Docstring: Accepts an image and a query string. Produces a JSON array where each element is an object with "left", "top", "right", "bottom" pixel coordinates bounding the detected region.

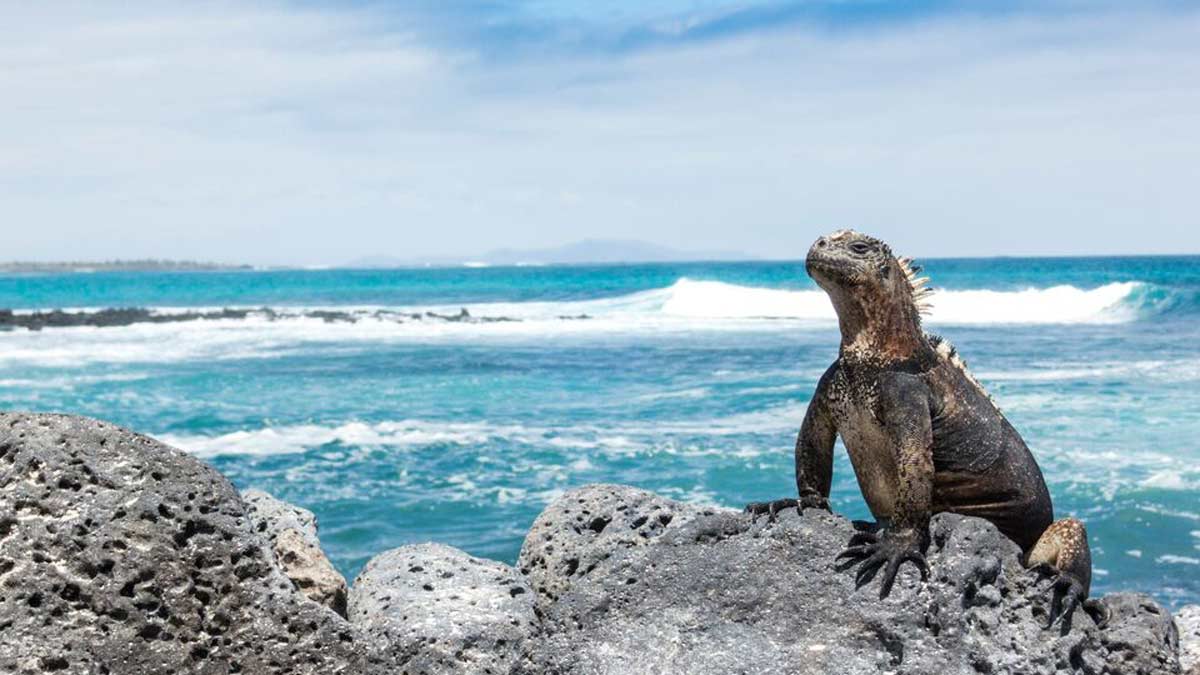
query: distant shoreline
[{"left": 0, "top": 260, "right": 252, "bottom": 274}]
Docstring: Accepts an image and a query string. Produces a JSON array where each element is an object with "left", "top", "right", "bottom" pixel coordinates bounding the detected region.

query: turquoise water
[{"left": 1, "top": 257, "right": 1198, "bottom": 607}]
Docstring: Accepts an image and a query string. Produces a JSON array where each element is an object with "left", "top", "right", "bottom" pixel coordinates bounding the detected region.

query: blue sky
[{"left": 2, "top": 1, "right": 1198, "bottom": 264}]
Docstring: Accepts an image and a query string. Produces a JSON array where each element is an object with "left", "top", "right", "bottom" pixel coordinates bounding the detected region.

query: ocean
[{"left": 1, "top": 256, "right": 1198, "bottom": 608}]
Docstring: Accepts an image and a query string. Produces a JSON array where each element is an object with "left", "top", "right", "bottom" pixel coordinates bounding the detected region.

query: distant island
[
  {"left": 0, "top": 260, "right": 251, "bottom": 274},
  {"left": 344, "top": 239, "right": 757, "bottom": 268}
]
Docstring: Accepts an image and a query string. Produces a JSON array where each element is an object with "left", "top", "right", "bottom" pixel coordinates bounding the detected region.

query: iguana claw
[
  {"left": 1031, "top": 563, "right": 1108, "bottom": 632},
  {"left": 1043, "top": 572, "right": 1109, "bottom": 632},
  {"left": 1045, "top": 574, "right": 1084, "bottom": 631},
  {"left": 1084, "top": 598, "right": 1110, "bottom": 629},
  {"left": 745, "top": 493, "right": 830, "bottom": 523},
  {"left": 836, "top": 528, "right": 930, "bottom": 599}
]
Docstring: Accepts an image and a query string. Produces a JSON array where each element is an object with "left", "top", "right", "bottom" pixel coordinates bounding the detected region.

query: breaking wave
[
  {"left": 650, "top": 278, "right": 1150, "bottom": 324},
  {"left": 0, "top": 278, "right": 1185, "bottom": 368},
  {"left": 0, "top": 278, "right": 1168, "bottom": 329}
]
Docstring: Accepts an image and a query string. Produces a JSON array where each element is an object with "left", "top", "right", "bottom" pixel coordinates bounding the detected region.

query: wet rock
[
  {"left": 243, "top": 488, "right": 348, "bottom": 617},
  {"left": 349, "top": 542, "right": 536, "bottom": 675},
  {"left": 517, "top": 486, "right": 1183, "bottom": 675},
  {"left": 1178, "top": 605, "right": 1200, "bottom": 675},
  {"left": 0, "top": 307, "right": 259, "bottom": 331},
  {"left": 517, "top": 483, "right": 724, "bottom": 611},
  {"left": 0, "top": 413, "right": 363, "bottom": 674}
]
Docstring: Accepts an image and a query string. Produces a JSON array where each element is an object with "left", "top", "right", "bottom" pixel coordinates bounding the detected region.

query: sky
[{"left": 1, "top": 1, "right": 1198, "bottom": 265}]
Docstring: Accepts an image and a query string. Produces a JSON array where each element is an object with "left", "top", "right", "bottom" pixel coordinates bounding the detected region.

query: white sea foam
[
  {"left": 0, "top": 372, "right": 150, "bottom": 388},
  {"left": 656, "top": 279, "right": 833, "bottom": 319},
  {"left": 0, "top": 279, "right": 1150, "bottom": 368},
  {"left": 471, "top": 277, "right": 1140, "bottom": 324},
  {"left": 155, "top": 402, "right": 806, "bottom": 458},
  {"left": 975, "top": 441, "right": 1193, "bottom": 496},
  {"left": 923, "top": 282, "right": 1141, "bottom": 325},
  {"left": 155, "top": 391, "right": 1199, "bottom": 500},
  {"left": 157, "top": 420, "right": 528, "bottom": 457},
  {"left": 6, "top": 277, "right": 1146, "bottom": 325},
  {"left": 1156, "top": 555, "right": 1200, "bottom": 565},
  {"left": 1138, "top": 505, "right": 1200, "bottom": 522},
  {"left": 977, "top": 359, "right": 1200, "bottom": 384},
  {"left": 634, "top": 387, "right": 711, "bottom": 402},
  {"left": 653, "top": 278, "right": 1142, "bottom": 325},
  {"left": 1142, "top": 470, "right": 1200, "bottom": 491}
]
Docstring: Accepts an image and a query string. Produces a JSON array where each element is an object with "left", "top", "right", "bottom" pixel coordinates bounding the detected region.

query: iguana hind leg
[{"left": 1026, "top": 517, "right": 1108, "bottom": 630}]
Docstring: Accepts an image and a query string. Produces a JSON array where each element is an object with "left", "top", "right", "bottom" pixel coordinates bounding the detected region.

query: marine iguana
[{"left": 746, "top": 229, "right": 1106, "bottom": 629}]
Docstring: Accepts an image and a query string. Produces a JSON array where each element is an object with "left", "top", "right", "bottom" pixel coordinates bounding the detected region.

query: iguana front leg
[
  {"left": 747, "top": 366, "right": 837, "bottom": 521},
  {"left": 837, "top": 375, "right": 933, "bottom": 598}
]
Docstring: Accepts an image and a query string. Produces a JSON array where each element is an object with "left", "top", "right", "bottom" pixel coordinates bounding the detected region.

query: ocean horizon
[{"left": 2, "top": 254, "right": 1198, "bottom": 609}]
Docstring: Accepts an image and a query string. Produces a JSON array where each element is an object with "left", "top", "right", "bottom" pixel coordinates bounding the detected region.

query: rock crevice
[{"left": 243, "top": 488, "right": 349, "bottom": 617}]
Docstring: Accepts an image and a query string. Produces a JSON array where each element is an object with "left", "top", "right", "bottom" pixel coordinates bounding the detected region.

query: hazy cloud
[{"left": 1, "top": 2, "right": 1197, "bottom": 263}]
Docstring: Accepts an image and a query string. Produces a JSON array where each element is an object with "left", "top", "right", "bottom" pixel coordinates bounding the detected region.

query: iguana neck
[{"left": 832, "top": 293, "right": 931, "bottom": 364}]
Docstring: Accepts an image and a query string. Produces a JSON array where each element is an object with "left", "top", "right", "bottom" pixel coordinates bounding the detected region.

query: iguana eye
[{"left": 849, "top": 241, "right": 871, "bottom": 255}]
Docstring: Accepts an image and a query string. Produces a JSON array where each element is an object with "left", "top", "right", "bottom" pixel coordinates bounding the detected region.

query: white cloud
[{"left": 1, "top": 3, "right": 1198, "bottom": 263}]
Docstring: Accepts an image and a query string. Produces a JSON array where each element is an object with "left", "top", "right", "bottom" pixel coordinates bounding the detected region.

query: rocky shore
[
  {"left": 0, "top": 306, "right": 599, "bottom": 332},
  {"left": 0, "top": 306, "right": 533, "bottom": 331},
  {"left": 0, "top": 412, "right": 1195, "bottom": 674}
]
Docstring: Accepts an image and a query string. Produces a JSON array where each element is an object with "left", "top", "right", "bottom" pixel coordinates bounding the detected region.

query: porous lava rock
[
  {"left": 350, "top": 542, "right": 536, "bottom": 674},
  {"left": 516, "top": 485, "right": 1183, "bottom": 675},
  {"left": 243, "top": 488, "right": 348, "bottom": 617},
  {"left": 1177, "top": 604, "right": 1200, "bottom": 675},
  {"left": 517, "top": 483, "right": 723, "bottom": 612},
  {"left": 0, "top": 413, "right": 363, "bottom": 674}
]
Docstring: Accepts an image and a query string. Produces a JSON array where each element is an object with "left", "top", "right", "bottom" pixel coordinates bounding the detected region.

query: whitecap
[
  {"left": 1156, "top": 555, "right": 1200, "bottom": 565},
  {"left": 635, "top": 387, "right": 711, "bottom": 402},
  {"left": 1141, "top": 471, "right": 1200, "bottom": 490},
  {"left": 153, "top": 402, "right": 805, "bottom": 459},
  {"left": 158, "top": 420, "right": 523, "bottom": 458},
  {"left": 977, "top": 359, "right": 1200, "bottom": 384}
]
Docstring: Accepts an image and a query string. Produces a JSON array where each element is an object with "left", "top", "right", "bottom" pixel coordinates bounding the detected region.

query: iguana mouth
[{"left": 804, "top": 254, "right": 852, "bottom": 284}]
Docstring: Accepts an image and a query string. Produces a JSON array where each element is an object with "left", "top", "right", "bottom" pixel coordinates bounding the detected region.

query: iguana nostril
[{"left": 815, "top": 238, "right": 828, "bottom": 248}]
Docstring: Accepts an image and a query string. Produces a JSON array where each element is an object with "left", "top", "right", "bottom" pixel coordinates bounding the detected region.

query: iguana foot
[
  {"left": 745, "top": 493, "right": 830, "bottom": 523},
  {"left": 836, "top": 528, "right": 930, "bottom": 599},
  {"left": 1083, "top": 598, "right": 1110, "bottom": 628},
  {"left": 744, "top": 498, "right": 798, "bottom": 523},
  {"left": 1043, "top": 572, "right": 1087, "bottom": 631},
  {"left": 1039, "top": 570, "right": 1108, "bottom": 631}
]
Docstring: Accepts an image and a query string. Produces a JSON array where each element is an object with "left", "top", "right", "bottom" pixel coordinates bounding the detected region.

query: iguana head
[{"left": 806, "top": 229, "right": 932, "bottom": 360}]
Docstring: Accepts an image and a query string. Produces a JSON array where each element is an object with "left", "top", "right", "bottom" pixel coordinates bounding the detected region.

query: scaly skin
[{"left": 746, "top": 230, "right": 1106, "bottom": 631}]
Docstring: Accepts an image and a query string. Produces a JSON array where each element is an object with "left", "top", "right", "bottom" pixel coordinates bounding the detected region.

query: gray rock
[
  {"left": 518, "top": 486, "right": 1182, "bottom": 675},
  {"left": 243, "top": 488, "right": 348, "bottom": 617},
  {"left": 517, "top": 483, "right": 727, "bottom": 611},
  {"left": 243, "top": 488, "right": 321, "bottom": 542},
  {"left": 350, "top": 542, "right": 536, "bottom": 674},
  {"left": 0, "top": 413, "right": 363, "bottom": 674},
  {"left": 1177, "top": 605, "right": 1200, "bottom": 675}
]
